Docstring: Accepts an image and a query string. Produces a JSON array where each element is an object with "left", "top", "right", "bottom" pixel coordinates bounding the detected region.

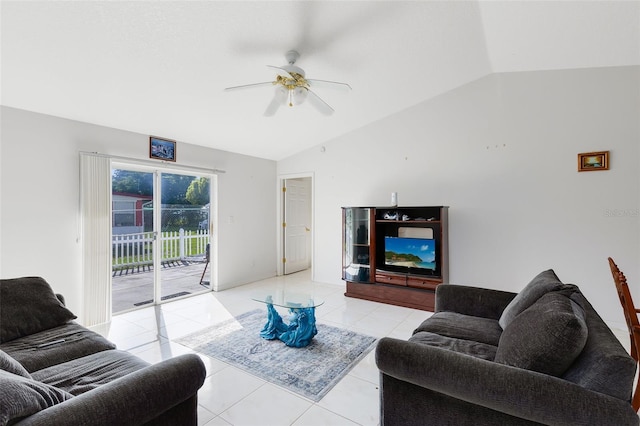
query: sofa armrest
[
  {"left": 16, "top": 354, "right": 206, "bottom": 426},
  {"left": 435, "top": 284, "right": 516, "bottom": 320},
  {"left": 376, "top": 337, "right": 639, "bottom": 426}
]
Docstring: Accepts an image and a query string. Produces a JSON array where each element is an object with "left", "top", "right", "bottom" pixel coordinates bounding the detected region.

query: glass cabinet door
[{"left": 342, "top": 207, "right": 372, "bottom": 283}]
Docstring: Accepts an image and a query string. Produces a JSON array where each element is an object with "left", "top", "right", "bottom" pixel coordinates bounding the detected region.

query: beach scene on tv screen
[{"left": 385, "top": 237, "right": 435, "bottom": 270}]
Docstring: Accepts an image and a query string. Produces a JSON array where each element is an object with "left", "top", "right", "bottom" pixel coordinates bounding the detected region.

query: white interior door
[{"left": 283, "top": 177, "right": 311, "bottom": 274}]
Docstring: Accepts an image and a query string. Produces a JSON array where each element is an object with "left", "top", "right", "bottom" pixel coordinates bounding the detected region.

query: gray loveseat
[
  {"left": 375, "top": 270, "right": 639, "bottom": 425},
  {"left": 0, "top": 276, "right": 207, "bottom": 425}
]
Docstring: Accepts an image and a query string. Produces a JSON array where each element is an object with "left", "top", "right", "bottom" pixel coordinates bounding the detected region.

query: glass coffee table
[{"left": 251, "top": 290, "right": 324, "bottom": 348}]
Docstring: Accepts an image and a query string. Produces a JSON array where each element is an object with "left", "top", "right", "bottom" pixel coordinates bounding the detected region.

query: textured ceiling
[{"left": 2, "top": 1, "right": 639, "bottom": 161}]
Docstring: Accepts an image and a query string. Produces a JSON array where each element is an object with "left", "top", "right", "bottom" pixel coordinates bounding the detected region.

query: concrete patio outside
[{"left": 112, "top": 260, "right": 211, "bottom": 314}]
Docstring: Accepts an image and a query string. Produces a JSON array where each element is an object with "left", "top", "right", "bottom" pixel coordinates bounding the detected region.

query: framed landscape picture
[
  {"left": 578, "top": 151, "right": 608, "bottom": 172},
  {"left": 149, "top": 136, "right": 176, "bottom": 162}
]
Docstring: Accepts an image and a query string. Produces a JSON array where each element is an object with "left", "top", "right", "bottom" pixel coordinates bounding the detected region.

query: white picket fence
[{"left": 112, "top": 229, "right": 209, "bottom": 268}]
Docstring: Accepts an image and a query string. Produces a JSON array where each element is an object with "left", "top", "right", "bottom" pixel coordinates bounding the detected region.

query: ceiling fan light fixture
[
  {"left": 291, "top": 86, "right": 308, "bottom": 106},
  {"left": 275, "top": 85, "right": 288, "bottom": 105}
]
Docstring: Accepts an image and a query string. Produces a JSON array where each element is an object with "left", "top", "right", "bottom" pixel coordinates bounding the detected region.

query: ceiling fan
[{"left": 224, "top": 50, "right": 351, "bottom": 116}]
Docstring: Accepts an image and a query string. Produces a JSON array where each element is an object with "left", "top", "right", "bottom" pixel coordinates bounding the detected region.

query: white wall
[
  {"left": 0, "top": 107, "right": 277, "bottom": 323},
  {"left": 278, "top": 66, "right": 640, "bottom": 327}
]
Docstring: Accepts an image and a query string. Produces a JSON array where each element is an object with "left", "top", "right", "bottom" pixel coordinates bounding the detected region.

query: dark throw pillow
[
  {"left": 0, "top": 350, "right": 31, "bottom": 378},
  {"left": 0, "top": 370, "right": 73, "bottom": 425},
  {"left": 498, "top": 269, "right": 563, "bottom": 329},
  {"left": 495, "top": 289, "right": 588, "bottom": 377},
  {"left": 0, "top": 277, "right": 77, "bottom": 343}
]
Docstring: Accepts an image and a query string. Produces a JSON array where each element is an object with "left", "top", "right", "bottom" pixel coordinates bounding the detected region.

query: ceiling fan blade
[
  {"left": 264, "top": 97, "right": 281, "bottom": 117},
  {"left": 306, "top": 89, "right": 334, "bottom": 116},
  {"left": 263, "top": 88, "right": 288, "bottom": 116},
  {"left": 224, "top": 81, "right": 273, "bottom": 91},
  {"left": 266, "top": 65, "right": 294, "bottom": 79},
  {"left": 307, "top": 79, "right": 352, "bottom": 91}
]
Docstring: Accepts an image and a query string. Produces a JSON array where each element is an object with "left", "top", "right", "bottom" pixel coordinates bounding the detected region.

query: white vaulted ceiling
[{"left": 1, "top": 1, "right": 639, "bottom": 161}]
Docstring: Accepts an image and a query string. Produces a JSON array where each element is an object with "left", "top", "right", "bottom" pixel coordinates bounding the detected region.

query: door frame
[{"left": 277, "top": 172, "right": 314, "bottom": 278}]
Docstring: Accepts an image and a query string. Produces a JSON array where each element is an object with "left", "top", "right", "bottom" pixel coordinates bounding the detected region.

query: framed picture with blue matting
[{"left": 149, "top": 136, "right": 176, "bottom": 162}]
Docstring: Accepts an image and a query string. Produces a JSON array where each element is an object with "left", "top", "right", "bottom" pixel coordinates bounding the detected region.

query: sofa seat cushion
[
  {"left": 0, "top": 349, "right": 31, "bottom": 378},
  {"left": 495, "top": 287, "right": 588, "bottom": 377},
  {"left": 409, "top": 331, "right": 497, "bottom": 361},
  {"left": 0, "top": 369, "right": 73, "bottom": 426},
  {"left": 499, "top": 269, "right": 563, "bottom": 329},
  {"left": 0, "top": 277, "right": 77, "bottom": 343},
  {"left": 414, "top": 312, "right": 503, "bottom": 346},
  {"left": 0, "top": 323, "right": 116, "bottom": 372},
  {"left": 32, "top": 350, "right": 150, "bottom": 396}
]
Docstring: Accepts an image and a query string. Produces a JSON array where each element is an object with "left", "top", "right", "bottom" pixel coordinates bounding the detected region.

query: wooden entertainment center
[{"left": 342, "top": 206, "right": 448, "bottom": 311}]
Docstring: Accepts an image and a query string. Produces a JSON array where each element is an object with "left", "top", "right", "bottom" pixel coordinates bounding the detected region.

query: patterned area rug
[{"left": 176, "top": 309, "right": 377, "bottom": 402}]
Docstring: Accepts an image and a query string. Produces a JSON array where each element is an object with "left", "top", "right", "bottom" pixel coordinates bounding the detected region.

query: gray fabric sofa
[
  {"left": 0, "top": 276, "right": 207, "bottom": 425},
  {"left": 375, "top": 269, "right": 639, "bottom": 425}
]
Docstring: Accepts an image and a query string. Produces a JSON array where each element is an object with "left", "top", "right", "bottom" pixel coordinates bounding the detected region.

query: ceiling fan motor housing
[
  {"left": 281, "top": 50, "right": 306, "bottom": 80},
  {"left": 275, "top": 51, "right": 309, "bottom": 107},
  {"left": 282, "top": 64, "right": 305, "bottom": 77}
]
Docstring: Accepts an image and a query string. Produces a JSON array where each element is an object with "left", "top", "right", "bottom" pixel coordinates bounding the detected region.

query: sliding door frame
[{"left": 81, "top": 150, "right": 222, "bottom": 324}]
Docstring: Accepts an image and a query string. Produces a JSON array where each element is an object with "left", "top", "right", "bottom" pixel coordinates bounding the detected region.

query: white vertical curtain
[{"left": 80, "top": 153, "right": 112, "bottom": 326}]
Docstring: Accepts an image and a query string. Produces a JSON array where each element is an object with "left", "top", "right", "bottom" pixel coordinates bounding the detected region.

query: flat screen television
[{"left": 384, "top": 236, "right": 436, "bottom": 274}]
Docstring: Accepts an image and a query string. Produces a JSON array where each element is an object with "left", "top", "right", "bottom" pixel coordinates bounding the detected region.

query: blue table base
[{"left": 260, "top": 303, "right": 318, "bottom": 348}]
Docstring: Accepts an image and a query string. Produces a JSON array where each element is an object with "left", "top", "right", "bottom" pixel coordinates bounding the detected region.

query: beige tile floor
[
  {"left": 91, "top": 270, "right": 432, "bottom": 426},
  {"left": 92, "top": 270, "right": 631, "bottom": 426}
]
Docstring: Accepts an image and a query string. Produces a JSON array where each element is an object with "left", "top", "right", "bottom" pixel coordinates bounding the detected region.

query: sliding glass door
[
  {"left": 111, "top": 165, "right": 214, "bottom": 314},
  {"left": 158, "top": 173, "right": 211, "bottom": 302}
]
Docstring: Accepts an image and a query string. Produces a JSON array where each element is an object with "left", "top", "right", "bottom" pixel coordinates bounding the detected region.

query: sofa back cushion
[
  {"left": 414, "top": 312, "right": 503, "bottom": 346},
  {"left": 495, "top": 287, "right": 588, "bottom": 377},
  {"left": 0, "top": 277, "right": 77, "bottom": 343},
  {"left": 562, "top": 292, "right": 637, "bottom": 401},
  {"left": 0, "top": 350, "right": 30, "bottom": 379},
  {"left": 409, "top": 331, "right": 498, "bottom": 361},
  {"left": 0, "top": 369, "right": 73, "bottom": 425},
  {"left": 498, "top": 269, "right": 563, "bottom": 329},
  {"left": 0, "top": 323, "right": 117, "bottom": 372}
]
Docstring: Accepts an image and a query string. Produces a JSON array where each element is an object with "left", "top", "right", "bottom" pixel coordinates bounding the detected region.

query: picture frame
[
  {"left": 149, "top": 136, "right": 176, "bottom": 162},
  {"left": 578, "top": 151, "right": 609, "bottom": 172}
]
